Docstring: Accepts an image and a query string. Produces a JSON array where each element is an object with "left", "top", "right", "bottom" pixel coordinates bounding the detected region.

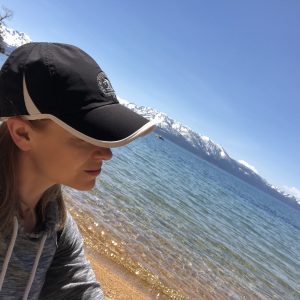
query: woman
[{"left": 0, "top": 42, "right": 156, "bottom": 299}]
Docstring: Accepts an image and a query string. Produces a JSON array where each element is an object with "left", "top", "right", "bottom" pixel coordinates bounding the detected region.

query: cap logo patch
[{"left": 97, "top": 72, "right": 116, "bottom": 99}]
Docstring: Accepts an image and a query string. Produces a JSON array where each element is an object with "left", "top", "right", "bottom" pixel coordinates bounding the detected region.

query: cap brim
[
  {"left": 21, "top": 73, "right": 157, "bottom": 147},
  {"left": 49, "top": 103, "right": 157, "bottom": 148}
]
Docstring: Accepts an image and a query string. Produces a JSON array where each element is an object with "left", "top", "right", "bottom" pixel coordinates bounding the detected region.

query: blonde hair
[{"left": 0, "top": 120, "right": 66, "bottom": 233}]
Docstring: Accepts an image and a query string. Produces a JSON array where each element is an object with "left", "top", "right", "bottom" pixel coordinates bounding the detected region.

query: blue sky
[{"left": 2, "top": 0, "right": 299, "bottom": 195}]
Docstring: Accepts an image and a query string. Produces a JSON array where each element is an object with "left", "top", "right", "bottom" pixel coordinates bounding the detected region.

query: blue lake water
[{"left": 66, "top": 133, "right": 300, "bottom": 299}]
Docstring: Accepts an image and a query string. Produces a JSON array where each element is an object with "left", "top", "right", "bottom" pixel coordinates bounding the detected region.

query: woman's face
[{"left": 28, "top": 120, "right": 113, "bottom": 191}]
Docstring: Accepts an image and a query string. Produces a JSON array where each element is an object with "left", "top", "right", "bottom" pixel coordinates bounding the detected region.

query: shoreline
[
  {"left": 67, "top": 198, "right": 190, "bottom": 300},
  {"left": 85, "top": 247, "right": 159, "bottom": 300}
]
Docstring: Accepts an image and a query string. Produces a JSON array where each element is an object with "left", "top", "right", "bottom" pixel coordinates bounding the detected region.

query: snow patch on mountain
[
  {"left": 1, "top": 25, "right": 31, "bottom": 55},
  {"left": 280, "top": 186, "right": 300, "bottom": 204},
  {"left": 238, "top": 160, "right": 259, "bottom": 174}
]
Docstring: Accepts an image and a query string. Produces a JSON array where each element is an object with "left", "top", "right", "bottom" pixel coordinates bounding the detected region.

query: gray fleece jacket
[{"left": 0, "top": 201, "right": 105, "bottom": 299}]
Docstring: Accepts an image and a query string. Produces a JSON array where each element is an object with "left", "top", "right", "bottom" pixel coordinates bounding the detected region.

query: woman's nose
[{"left": 94, "top": 147, "right": 113, "bottom": 161}]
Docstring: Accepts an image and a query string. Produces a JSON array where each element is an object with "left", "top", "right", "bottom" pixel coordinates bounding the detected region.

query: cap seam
[
  {"left": 44, "top": 43, "right": 57, "bottom": 78},
  {"left": 23, "top": 43, "right": 37, "bottom": 74},
  {"left": 1, "top": 43, "right": 35, "bottom": 74}
]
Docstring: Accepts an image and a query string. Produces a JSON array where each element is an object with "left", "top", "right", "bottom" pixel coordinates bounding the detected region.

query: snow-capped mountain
[
  {"left": 121, "top": 99, "right": 231, "bottom": 160},
  {"left": 0, "top": 25, "right": 31, "bottom": 55},
  {"left": 0, "top": 25, "right": 31, "bottom": 66},
  {"left": 1, "top": 26, "right": 298, "bottom": 208},
  {"left": 119, "top": 99, "right": 299, "bottom": 209}
]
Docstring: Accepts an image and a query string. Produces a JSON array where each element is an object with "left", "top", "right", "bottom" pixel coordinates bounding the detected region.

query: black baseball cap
[{"left": 0, "top": 42, "right": 157, "bottom": 147}]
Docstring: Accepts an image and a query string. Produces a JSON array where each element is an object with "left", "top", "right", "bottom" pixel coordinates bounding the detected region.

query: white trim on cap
[
  {"left": 23, "top": 76, "right": 41, "bottom": 115},
  {"left": 21, "top": 75, "right": 158, "bottom": 148},
  {"left": 21, "top": 113, "right": 157, "bottom": 148}
]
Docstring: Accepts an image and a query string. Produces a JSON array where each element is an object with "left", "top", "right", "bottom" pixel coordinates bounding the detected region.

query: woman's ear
[{"left": 6, "top": 118, "right": 32, "bottom": 151}]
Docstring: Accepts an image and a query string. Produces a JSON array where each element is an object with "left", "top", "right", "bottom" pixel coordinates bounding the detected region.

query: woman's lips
[{"left": 85, "top": 169, "right": 101, "bottom": 176}]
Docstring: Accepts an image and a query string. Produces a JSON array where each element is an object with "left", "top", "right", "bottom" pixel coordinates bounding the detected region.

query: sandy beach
[
  {"left": 67, "top": 205, "right": 163, "bottom": 300},
  {"left": 86, "top": 249, "right": 154, "bottom": 300}
]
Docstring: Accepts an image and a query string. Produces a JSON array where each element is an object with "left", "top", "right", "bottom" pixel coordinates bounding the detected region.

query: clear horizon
[{"left": 1, "top": 0, "right": 299, "bottom": 198}]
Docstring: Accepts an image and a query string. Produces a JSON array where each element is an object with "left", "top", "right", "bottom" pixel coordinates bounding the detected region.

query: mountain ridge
[{"left": 119, "top": 99, "right": 299, "bottom": 209}]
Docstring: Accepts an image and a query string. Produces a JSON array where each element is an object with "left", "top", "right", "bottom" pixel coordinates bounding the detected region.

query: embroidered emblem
[{"left": 97, "top": 72, "right": 116, "bottom": 99}]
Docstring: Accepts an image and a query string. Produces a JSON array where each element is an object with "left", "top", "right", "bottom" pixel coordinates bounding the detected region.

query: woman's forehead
[
  {"left": 41, "top": 120, "right": 74, "bottom": 139},
  {"left": 45, "top": 121, "right": 92, "bottom": 144}
]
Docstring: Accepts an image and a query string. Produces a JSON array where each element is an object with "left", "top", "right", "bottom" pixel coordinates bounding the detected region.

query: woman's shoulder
[{"left": 56, "top": 212, "right": 83, "bottom": 248}]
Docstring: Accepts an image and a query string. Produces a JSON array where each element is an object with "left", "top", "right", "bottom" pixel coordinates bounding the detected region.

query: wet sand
[{"left": 86, "top": 249, "right": 154, "bottom": 300}]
